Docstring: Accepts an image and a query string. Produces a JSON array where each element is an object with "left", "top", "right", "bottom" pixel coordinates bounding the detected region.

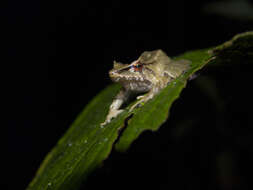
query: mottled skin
[{"left": 101, "top": 49, "right": 190, "bottom": 125}]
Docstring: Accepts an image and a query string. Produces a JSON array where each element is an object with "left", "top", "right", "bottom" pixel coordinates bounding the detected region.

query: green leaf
[
  {"left": 115, "top": 49, "right": 211, "bottom": 151},
  {"left": 208, "top": 31, "right": 253, "bottom": 66},
  {"left": 27, "top": 31, "right": 253, "bottom": 190}
]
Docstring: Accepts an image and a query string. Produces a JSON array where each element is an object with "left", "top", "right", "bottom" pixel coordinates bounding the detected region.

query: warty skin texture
[{"left": 101, "top": 50, "right": 190, "bottom": 126}]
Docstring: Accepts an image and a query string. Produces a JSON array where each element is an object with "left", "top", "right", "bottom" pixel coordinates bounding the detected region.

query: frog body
[{"left": 101, "top": 50, "right": 190, "bottom": 125}]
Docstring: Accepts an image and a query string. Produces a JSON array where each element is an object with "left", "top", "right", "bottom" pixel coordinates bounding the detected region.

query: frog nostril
[{"left": 109, "top": 71, "right": 115, "bottom": 76}]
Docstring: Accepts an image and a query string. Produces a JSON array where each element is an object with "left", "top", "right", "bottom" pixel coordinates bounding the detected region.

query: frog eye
[{"left": 131, "top": 64, "right": 143, "bottom": 72}]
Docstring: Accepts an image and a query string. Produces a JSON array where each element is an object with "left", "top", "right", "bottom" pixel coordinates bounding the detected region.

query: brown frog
[{"left": 101, "top": 49, "right": 190, "bottom": 126}]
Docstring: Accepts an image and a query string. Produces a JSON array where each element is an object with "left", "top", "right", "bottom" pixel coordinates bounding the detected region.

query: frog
[{"left": 101, "top": 49, "right": 191, "bottom": 126}]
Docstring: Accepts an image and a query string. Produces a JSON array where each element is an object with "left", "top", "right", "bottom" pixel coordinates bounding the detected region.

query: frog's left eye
[{"left": 131, "top": 64, "right": 143, "bottom": 72}]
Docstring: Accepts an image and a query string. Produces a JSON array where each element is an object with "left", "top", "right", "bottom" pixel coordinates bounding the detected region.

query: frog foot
[
  {"left": 101, "top": 109, "right": 124, "bottom": 126},
  {"left": 129, "top": 99, "right": 145, "bottom": 112},
  {"left": 129, "top": 92, "right": 156, "bottom": 112}
]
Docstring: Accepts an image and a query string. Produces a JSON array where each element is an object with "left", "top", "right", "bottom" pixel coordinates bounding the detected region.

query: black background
[{"left": 4, "top": 0, "right": 253, "bottom": 189}]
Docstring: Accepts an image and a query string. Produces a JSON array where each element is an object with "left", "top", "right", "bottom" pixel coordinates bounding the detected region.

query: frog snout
[{"left": 109, "top": 70, "right": 116, "bottom": 77}]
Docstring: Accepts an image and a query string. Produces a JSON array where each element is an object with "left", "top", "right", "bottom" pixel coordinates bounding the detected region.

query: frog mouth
[{"left": 111, "top": 74, "right": 146, "bottom": 83}]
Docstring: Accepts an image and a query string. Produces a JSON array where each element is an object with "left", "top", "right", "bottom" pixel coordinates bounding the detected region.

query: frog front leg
[
  {"left": 129, "top": 86, "right": 160, "bottom": 112},
  {"left": 101, "top": 88, "right": 130, "bottom": 126}
]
